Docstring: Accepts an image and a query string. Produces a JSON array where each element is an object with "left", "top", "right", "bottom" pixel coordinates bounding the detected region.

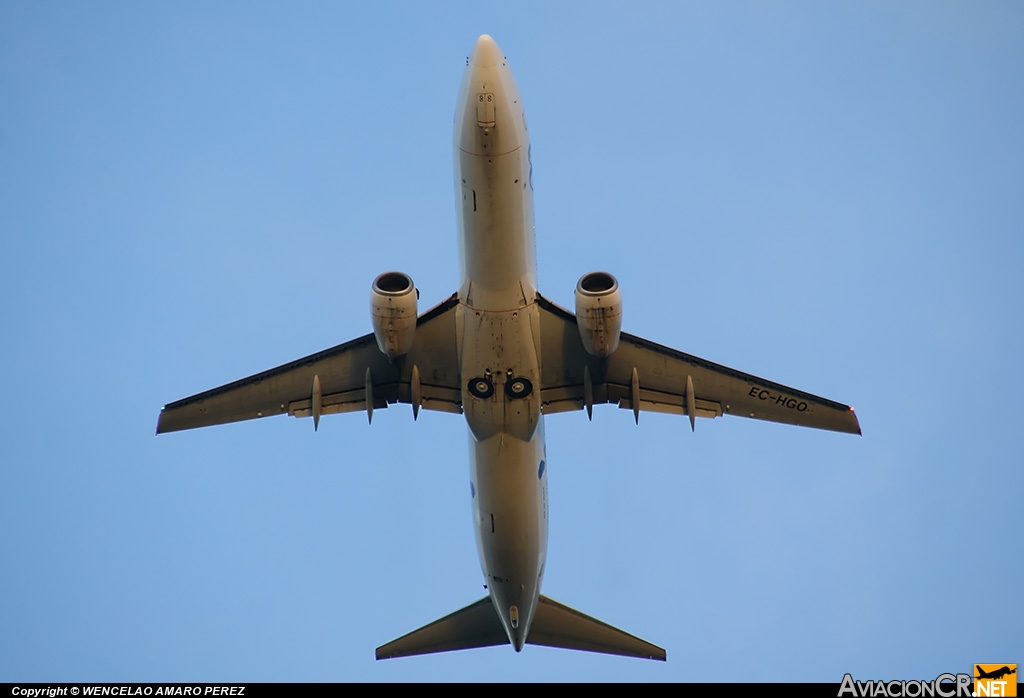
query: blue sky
[{"left": 2, "top": 2, "right": 1021, "bottom": 683}]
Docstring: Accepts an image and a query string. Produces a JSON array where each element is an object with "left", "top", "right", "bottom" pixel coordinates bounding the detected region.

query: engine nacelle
[
  {"left": 574, "top": 271, "right": 622, "bottom": 357},
  {"left": 371, "top": 271, "right": 418, "bottom": 358}
]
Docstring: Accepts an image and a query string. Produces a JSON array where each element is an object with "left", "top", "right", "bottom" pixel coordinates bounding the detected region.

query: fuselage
[{"left": 453, "top": 35, "right": 546, "bottom": 651}]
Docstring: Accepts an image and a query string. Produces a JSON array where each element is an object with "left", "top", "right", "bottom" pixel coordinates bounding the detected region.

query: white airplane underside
[{"left": 157, "top": 35, "right": 860, "bottom": 663}]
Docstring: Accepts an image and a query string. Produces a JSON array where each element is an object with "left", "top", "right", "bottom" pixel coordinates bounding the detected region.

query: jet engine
[
  {"left": 371, "top": 271, "right": 418, "bottom": 358},
  {"left": 574, "top": 271, "right": 622, "bottom": 357}
]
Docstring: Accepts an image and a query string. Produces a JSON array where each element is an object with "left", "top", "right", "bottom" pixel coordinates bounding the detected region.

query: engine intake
[
  {"left": 371, "top": 271, "right": 418, "bottom": 358},
  {"left": 575, "top": 271, "right": 622, "bottom": 357}
]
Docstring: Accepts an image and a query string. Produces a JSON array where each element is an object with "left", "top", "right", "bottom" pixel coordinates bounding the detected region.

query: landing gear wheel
[
  {"left": 468, "top": 377, "right": 495, "bottom": 399},
  {"left": 505, "top": 377, "right": 533, "bottom": 399}
]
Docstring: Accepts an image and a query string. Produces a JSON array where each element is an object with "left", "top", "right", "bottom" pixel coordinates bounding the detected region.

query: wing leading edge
[
  {"left": 156, "top": 294, "right": 462, "bottom": 434},
  {"left": 536, "top": 294, "right": 861, "bottom": 435}
]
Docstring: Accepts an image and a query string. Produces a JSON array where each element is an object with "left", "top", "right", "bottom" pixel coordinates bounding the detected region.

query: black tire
[
  {"left": 467, "top": 377, "right": 495, "bottom": 399},
  {"left": 505, "top": 376, "right": 533, "bottom": 399}
]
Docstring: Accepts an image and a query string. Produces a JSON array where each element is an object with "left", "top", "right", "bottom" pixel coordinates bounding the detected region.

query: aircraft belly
[
  {"left": 469, "top": 424, "right": 548, "bottom": 645},
  {"left": 453, "top": 35, "right": 535, "bottom": 313},
  {"left": 453, "top": 33, "right": 548, "bottom": 651},
  {"left": 459, "top": 303, "right": 542, "bottom": 443},
  {"left": 457, "top": 147, "right": 536, "bottom": 310}
]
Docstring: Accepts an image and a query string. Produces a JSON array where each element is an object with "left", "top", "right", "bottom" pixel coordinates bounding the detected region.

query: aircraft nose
[{"left": 470, "top": 34, "right": 503, "bottom": 68}]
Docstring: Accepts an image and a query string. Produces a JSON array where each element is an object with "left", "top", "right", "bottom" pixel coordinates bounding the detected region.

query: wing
[
  {"left": 536, "top": 294, "right": 860, "bottom": 435},
  {"left": 156, "top": 294, "right": 462, "bottom": 434}
]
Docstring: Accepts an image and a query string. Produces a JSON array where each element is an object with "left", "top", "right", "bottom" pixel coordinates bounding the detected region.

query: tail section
[
  {"left": 375, "top": 594, "right": 665, "bottom": 661},
  {"left": 375, "top": 596, "right": 506, "bottom": 660},
  {"left": 527, "top": 595, "right": 666, "bottom": 661}
]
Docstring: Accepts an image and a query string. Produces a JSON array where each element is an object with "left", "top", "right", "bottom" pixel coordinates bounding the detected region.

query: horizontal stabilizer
[
  {"left": 375, "top": 596, "right": 507, "bottom": 660},
  {"left": 526, "top": 595, "right": 666, "bottom": 661}
]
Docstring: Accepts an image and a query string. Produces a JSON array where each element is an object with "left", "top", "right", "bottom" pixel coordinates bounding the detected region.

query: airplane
[
  {"left": 156, "top": 34, "right": 861, "bottom": 662},
  {"left": 976, "top": 666, "right": 1017, "bottom": 681}
]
